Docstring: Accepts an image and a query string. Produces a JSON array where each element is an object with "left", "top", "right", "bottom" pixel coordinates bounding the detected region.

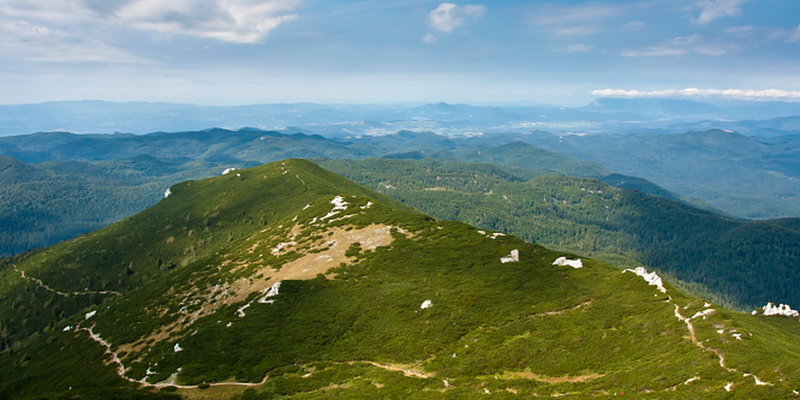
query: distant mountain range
[
  {"left": 5, "top": 124, "right": 797, "bottom": 218},
  {"left": 1, "top": 98, "right": 798, "bottom": 137}
]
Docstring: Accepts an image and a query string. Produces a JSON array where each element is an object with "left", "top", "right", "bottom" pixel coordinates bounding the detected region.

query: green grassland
[{"left": 1, "top": 159, "right": 799, "bottom": 399}]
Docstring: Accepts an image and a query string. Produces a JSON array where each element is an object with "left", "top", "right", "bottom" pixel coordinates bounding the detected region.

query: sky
[{"left": 0, "top": 0, "right": 799, "bottom": 106}]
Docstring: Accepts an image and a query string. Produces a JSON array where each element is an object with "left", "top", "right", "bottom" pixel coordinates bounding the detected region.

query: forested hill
[
  {"left": 322, "top": 158, "right": 800, "bottom": 309},
  {"left": 0, "top": 155, "right": 225, "bottom": 256},
  {"left": 2, "top": 159, "right": 800, "bottom": 399},
  {"left": 0, "top": 129, "right": 646, "bottom": 256}
]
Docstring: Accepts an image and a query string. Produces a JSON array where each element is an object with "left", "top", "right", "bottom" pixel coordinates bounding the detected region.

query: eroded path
[
  {"left": 79, "top": 326, "right": 270, "bottom": 389},
  {"left": 14, "top": 265, "right": 122, "bottom": 297},
  {"left": 668, "top": 298, "right": 772, "bottom": 388}
]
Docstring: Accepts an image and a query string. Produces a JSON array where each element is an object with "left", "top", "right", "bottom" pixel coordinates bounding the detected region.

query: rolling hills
[
  {"left": 1, "top": 159, "right": 799, "bottom": 399},
  {"left": 0, "top": 129, "right": 638, "bottom": 256},
  {"left": 530, "top": 129, "right": 800, "bottom": 218}
]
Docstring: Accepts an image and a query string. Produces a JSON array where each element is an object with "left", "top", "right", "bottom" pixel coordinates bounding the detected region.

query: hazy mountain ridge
[
  {"left": 528, "top": 129, "right": 800, "bottom": 218},
  {"left": 1, "top": 99, "right": 797, "bottom": 138}
]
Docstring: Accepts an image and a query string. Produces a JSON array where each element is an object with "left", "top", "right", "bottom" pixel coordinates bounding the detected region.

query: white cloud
[
  {"left": 723, "top": 24, "right": 800, "bottom": 45},
  {"left": 0, "top": 0, "right": 302, "bottom": 44},
  {"left": 590, "top": 88, "right": 800, "bottom": 101},
  {"left": 550, "top": 25, "right": 602, "bottom": 36},
  {"left": 422, "top": 33, "right": 438, "bottom": 44},
  {"left": 115, "top": 0, "right": 301, "bottom": 43},
  {"left": 0, "top": 19, "right": 149, "bottom": 63},
  {"left": 787, "top": 25, "right": 800, "bottom": 43},
  {"left": 621, "top": 47, "right": 688, "bottom": 57},
  {"left": 531, "top": 4, "right": 620, "bottom": 27},
  {"left": 529, "top": 3, "right": 623, "bottom": 36},
  {"left": 692, "top": 45, "right": 728, "bottom": 56},
  {"left": 622, "top": 21, "right": 645, "bottom": 31},
  {"left": 693, "top": 0, "right": 748, "bottom": 25},
  {"left": 428, "top": 2, "right": 485, "bottom": 33},
  {"left": 724, "top": 25, "right": 754, "bottom": 37},
  {"left": 564, "top": 43, "right": 592, "bottom": 53},
  {"left": 621, "top": 34, "right": 736, "bottom": 57}
]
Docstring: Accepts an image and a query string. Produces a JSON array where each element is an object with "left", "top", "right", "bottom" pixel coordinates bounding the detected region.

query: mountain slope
[
  {"left": 1, "top": 159, "right": 799, "bottom": 399},
  {"left": 322, "top": 158, "right": 800, "bottom": 309}
]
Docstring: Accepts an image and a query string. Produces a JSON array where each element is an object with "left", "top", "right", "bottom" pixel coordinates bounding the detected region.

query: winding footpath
[
  {"left": 14, "top": 265, "right": 121, "bottom": 297},
  {"left": 79, "top": 325, "right": 434, "bottom": 390},
  {"left": 667, "top": 296, "right": 771, "bottom": 388},
  {"left": 79, "top": 326, "right": 270, "bottom": 389}
]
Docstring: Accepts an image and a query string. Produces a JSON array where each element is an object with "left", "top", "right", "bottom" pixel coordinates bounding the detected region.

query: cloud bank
[
  {"left": 0, "top": 19, "right": 149, "bottom": 63},
  {"left": 428, "top": 2, "right": 485, "bottom": 33},
  {"left": 0, "top": 0, "right": 302, "bottom": 43},
  {"left": 591, "top": 88, "right": 800, "bottom": 101},
  {"left": 693, "top": 0, "right": 748, "bottom": 25},
  {"left": 621, "top": 34, "right": 736, "bottom": 57}
]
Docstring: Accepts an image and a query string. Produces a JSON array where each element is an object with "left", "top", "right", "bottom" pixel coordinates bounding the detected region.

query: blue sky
[{"left": 0, "top": 0, "right": 798, "bottom": 105}]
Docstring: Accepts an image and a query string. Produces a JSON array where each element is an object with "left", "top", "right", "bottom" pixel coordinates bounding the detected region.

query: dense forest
[{"left": 0, "top": 155, "right": 223, "bottom": 255}]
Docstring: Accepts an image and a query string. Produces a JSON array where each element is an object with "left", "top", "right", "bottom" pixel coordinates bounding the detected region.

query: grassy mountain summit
[{"left": 1, "top": 159, "right": 799, "bottom": 399}]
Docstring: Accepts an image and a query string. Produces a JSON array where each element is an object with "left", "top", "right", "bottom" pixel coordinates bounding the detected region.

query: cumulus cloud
[
  {"left": 590, "top": 88, "right": 800, "bottom": 101},
  {"left": 693, "top": 0, "right": 748, "bottom": 25},
  {"left": 621, "top": 34, "right": 736, "bottom": 57},
  {"left": 428, "top": 2, "right": 485, "bottom": 33},
  {"left": 116, "top": 0, "right": 301, "bottom": 43},
  {"left": 0, "top": 0, "right": 302, "bottom": 43}
]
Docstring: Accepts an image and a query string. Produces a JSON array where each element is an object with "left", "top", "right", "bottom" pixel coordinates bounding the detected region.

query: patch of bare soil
[{"left": 116, "top": 223, "right": 402, "bottom": 358}]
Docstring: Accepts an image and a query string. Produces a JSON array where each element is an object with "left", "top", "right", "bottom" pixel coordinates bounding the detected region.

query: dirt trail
[
  {"left": 81, "top": 324, "right": 435, "bottom": 390},
  {"left": 528, "top": 300, "right": 592, "bottom": 318},
  {"left": 14, "top": 265, "right": 121, "bottom": 297},
  {"left": 667, "top": 297, "right": 771, "bottom": 387},
  {"left": 346, "top": 361, "right": 432, "bottom": 379},
  {"left": 79, "top": 325, "right": 269, "bottom": 389},
  {"left": 496, "top": 371, "right": 604, "bottom": 384}
]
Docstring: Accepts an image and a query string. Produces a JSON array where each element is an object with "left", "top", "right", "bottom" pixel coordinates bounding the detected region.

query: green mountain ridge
[
  {"left": 321, "top": 158, "right": 800, "bottom": 309},
  {"left": 1, "top": 159, "right": 799, "bottom": 399}
]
